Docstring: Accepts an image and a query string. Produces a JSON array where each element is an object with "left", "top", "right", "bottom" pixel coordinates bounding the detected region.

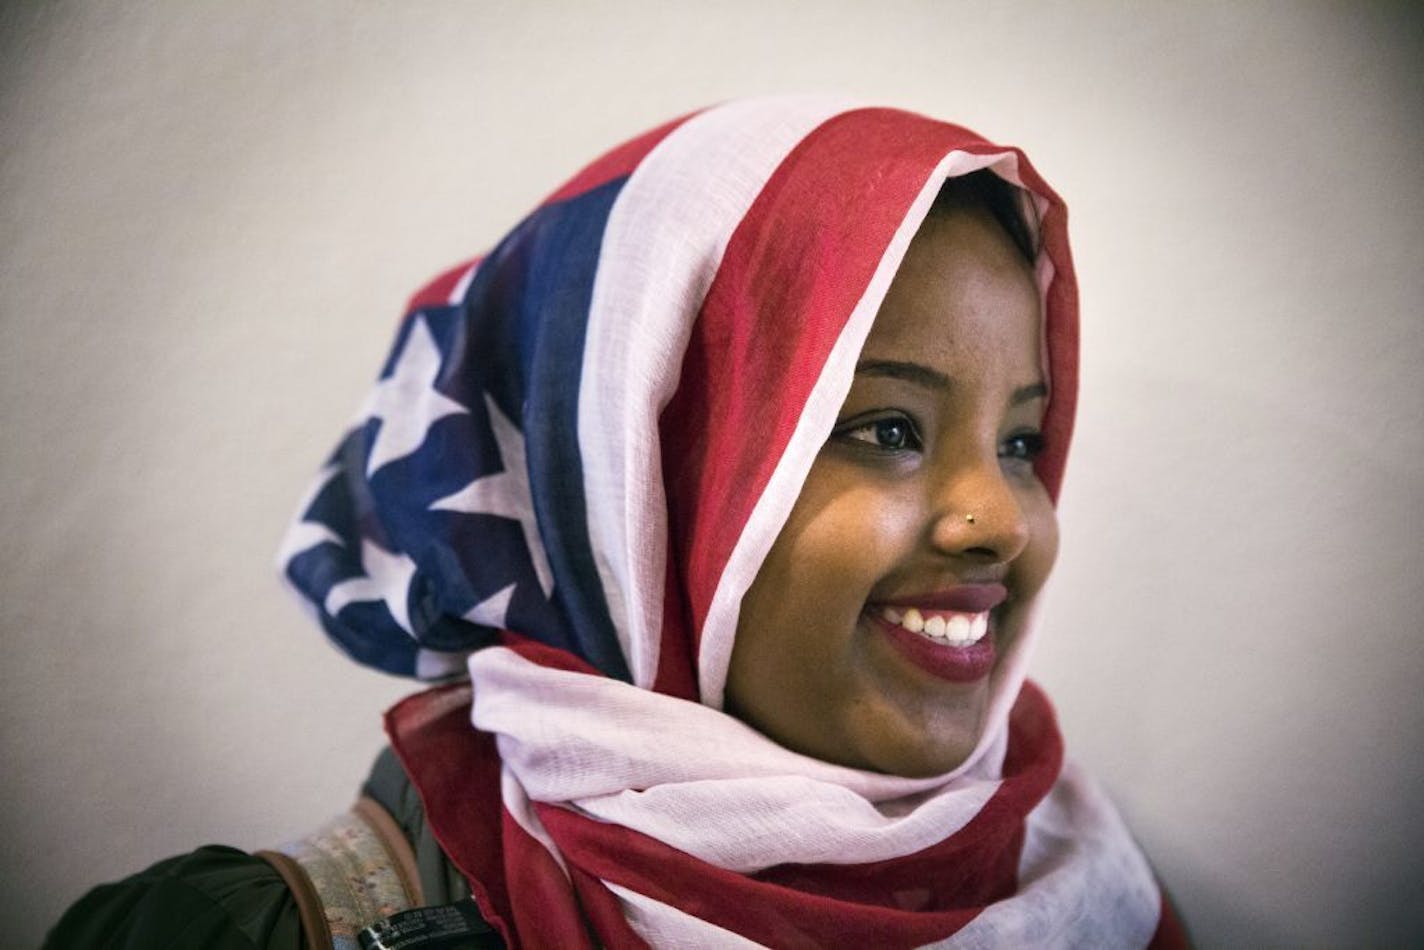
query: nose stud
[{"left": 965, "top": 514, "right": 976, "bottom": 524}]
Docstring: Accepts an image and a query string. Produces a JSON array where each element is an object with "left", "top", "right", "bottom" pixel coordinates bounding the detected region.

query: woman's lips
[
  {"left": 866, "top": 585, "right": 1005, "bottom": 683},
  {"left": 878, "top": 583, "right": 1007, "bottom": 613}
]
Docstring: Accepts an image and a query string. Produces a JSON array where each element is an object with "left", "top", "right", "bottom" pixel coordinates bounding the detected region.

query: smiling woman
[
  {"left": 47, "top": 98, "right": 1186, "bottom": 948},
  {"left": 729, "top": 182, "right": 1059, "bottom": 779}
]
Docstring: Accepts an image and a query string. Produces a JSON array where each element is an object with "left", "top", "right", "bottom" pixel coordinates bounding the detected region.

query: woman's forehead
[{"left": 859, "top": 208, "right": 1043, "bottom": 369}]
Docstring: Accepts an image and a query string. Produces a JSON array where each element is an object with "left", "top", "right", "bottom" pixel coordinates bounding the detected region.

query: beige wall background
[{"left": 2, "top": 2, "right": 1420, "bottom": 945}]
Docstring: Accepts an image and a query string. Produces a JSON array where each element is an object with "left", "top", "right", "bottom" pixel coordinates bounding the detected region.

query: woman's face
[{"left": 726, "top": 203, "right": 1059, "bottom": 777}]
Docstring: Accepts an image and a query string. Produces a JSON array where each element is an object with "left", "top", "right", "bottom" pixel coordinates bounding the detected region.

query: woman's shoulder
[
  {"left": 46, "top": 747, "right": 478, "bottom": 949},
  {"left": 44, "top": 844, "right": 302, "bottom": 949}
]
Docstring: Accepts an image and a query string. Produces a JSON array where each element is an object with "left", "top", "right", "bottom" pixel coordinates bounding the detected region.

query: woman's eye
[
  {"left": 840, "top": 416, "right": 921, "bottom": 451},
  {"left": 1000, "top": 431, "right": 1045, "bottom": 461}
]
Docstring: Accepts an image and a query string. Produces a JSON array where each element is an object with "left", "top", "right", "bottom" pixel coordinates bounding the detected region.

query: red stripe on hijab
[
  {"left": 526, "top": 682, "right": 1061, "bottom": 946},
  {"left": 500, "top": 807, "right": 598, "bottom": 949},
  {"left": 384, "top": 685, "right": 515, "bottom": 945},
  {"left": 404, "top": 256, "right": 481, "bottom": 313},
  {"left": 658, "top": 107, "right": 1077, "bottom": 679},
  {"left": 541, "top": 110, "right": 703, "bottom": 207},
  {"left": 404, "top": 110, "right": 701, "bottom": 319}
]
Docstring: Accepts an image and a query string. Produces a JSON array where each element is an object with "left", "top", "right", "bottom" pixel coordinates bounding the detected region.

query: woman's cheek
[{"left": 793, "top": 488, "right": 912, "bottom": 598}]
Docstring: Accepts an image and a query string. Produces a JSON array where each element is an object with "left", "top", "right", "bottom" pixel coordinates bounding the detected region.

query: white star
[
  {"left": 324, "top": 540, "right": 418, "bottom": 635},
  {"left": 430, "top": 395, "right": 554, "bottom": 598},
  {"left": 360, "top": 316, "right": 468, "bottom": 476},
  {"left": 463, "top": 582, "right": 516, "bottom": 628},
  {"left": 276, "top": 465, "right": 345, "bottom": 567}
]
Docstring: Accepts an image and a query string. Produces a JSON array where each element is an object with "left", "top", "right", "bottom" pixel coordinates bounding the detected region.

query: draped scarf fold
[{"left": 281, "top": 97, "right": 1167, "bottom": 947}]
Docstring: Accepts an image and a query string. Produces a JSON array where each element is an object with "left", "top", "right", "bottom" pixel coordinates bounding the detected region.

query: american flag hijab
[{"left": 281, "top": 98, "right": 1173, "bottom": 947}]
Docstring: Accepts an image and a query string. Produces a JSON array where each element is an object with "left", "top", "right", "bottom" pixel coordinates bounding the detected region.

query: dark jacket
[{"left": 44, "top": 749, "right": 477, "bottom": 949}]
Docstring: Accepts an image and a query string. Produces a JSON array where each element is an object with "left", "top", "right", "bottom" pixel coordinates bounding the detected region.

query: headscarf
[{"left": 280, "top": 97, "right": 1166, "bottom": 947}]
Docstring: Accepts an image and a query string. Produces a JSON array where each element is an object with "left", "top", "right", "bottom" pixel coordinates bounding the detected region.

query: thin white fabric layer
[
  {"left": 577, "top": 95, "right": 856, "bottom": 690},
  {"left": 596, "top": 764, "right": 1162, "bottom": 950},
  {"left": 469, "top": 648, "right": 1161, "bottom": 946},
  {"left": 470, "top": 648, "right": 1001, "bottom": 870},
  {"left": 940, "top": 761, "right": 1161, "bottom": 949}
]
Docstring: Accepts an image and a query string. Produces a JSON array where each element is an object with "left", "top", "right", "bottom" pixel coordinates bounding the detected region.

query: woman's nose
[{"left": 927, "top": 459, "right": 1031, "bottom": 564}]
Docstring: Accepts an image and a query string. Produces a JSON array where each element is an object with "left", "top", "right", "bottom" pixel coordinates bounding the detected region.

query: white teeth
[
  {"left": 947, "top": 615, "right": 971, "bottom": 644},
  {"left": 880, "top": 606, "right": 991, "bottom": 646}
]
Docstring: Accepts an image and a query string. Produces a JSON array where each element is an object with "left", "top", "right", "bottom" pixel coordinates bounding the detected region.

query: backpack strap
[
  {"left": 257, "top": 847, "right": 335, "bottom": 948},
  {"left": 257, "top": 796, "right": 422, "bottom": 949}
]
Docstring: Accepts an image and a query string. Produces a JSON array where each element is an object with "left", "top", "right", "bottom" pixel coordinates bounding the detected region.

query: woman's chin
[
  {"left": 867, "top": 733, "right": 980, "bottom": 778},
  {"left": 846, "top": 690, "right": 989, "bottom": 778}
]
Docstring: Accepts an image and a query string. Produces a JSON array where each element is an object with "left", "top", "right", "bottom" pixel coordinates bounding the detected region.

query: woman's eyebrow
[
  {"left": 1012, "top": 382, "right": 1049, "bottom": 405},
  {"left": 854, "top": 359, "right": 950, "bottom": 391},
  {"left": 855, "top": 360, "right": 1048, "bottom": 406}
]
